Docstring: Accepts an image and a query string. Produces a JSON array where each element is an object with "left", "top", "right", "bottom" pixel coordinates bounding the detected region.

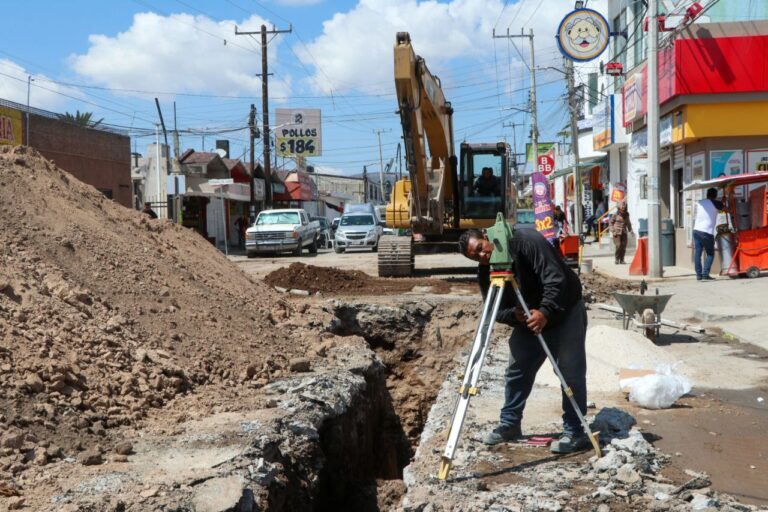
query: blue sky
[{"left": 0, "top": 0, "right": 607, "bottom": 175}]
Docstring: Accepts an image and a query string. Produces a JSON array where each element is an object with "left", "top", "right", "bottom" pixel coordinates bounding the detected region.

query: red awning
[{"left": 683, "top": 173, "right": 768, "bottom": 191}]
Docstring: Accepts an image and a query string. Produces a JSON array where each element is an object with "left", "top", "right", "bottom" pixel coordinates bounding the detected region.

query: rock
[
  {"left": 7, "top": 496, "right": 25, "bottom": 510},
  {"left": 1, "top": 430, "right": 24, "bottom": 450},
  {"left": 192, "top": 476, "right": 250, "bottom": 512},
  {"left": 289, "top": 357, "right": 311, "bottom": 373},
  {"left": 690, "top": 493, "right": 718, "bottom": 510},
  {"left": 593, "top": 450, "right": 627, "bottom": 472},
  {"left": 114, "top": 442, "right": 133, "bottom": 455},
  {"left": 113, "top": 454, "right": 129, "bottom": 463},
  {"left": 135, "top": 349, "right": 148, "bottom": 362},
  {"left": 78, "top": 449, "right": 103, "bottom": 466},
  {"left": 611, "top": 429, "right": 652, "bottom": 456},
  {"left": 140, "top": 486, "right": 160, "bottom": 498},
  {"left": 25, "top": 373, "right": 45, "bottom": 393},
  {"left": 616, "top": 463, "right": 642, "bottom": 484}
]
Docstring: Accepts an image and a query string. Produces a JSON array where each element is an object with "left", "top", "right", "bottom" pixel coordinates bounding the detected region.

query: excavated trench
[{"left": 309, "top": 297, "right": 479, "bottom": 511}]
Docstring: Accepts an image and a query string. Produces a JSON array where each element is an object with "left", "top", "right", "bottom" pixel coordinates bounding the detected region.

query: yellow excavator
[{"left": 378, "top": 32, "right": 516, "bottom": 277}]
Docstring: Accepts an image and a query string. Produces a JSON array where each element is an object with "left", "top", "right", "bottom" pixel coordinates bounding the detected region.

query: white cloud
[
  {"left": 0, "top": 59, "right": 75, "bottom": 111},
  {"left": 69, "top": 12, "right": 292, "bottom": 98},
  {"left": 296, "top": 0, "right": 607, "bottom": 94}
]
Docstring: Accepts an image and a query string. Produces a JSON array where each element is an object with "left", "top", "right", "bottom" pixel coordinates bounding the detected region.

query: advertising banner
[
  {"left": 593, "top": 95, "right": 614, "bottom": 150},
  {"left": 710, "top": 150, "right": 744, "bottom": 178},
  {"left": 531, "top": 172, "right": 557, "bottom": 241},
  {"left": 275, "top": 108, "right": 322, "bottom": 158},
  {"left": 0, "top": 107, "right": 23, "bottom": 146},
  {"left": 555, "top": 8, "right": 610, "bottom": 62},
  {"left": 526, "top": 143, "right": 556, "bottom": 174},
  {"left": 746, "top": 149, "right": 768, "bottom": 173},
  {"left": 610, "top": 182, "right": 627, "bottom": 207}
]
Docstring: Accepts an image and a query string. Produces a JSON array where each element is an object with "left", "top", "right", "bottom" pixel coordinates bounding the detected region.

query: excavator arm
[{"left": 392, "top": 32, "right": 455, "bottom": 233}]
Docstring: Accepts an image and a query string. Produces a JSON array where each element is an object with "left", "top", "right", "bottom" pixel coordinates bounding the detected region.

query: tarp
[{"left": 683, "top": 172, "right": 768, "bottom": 191}]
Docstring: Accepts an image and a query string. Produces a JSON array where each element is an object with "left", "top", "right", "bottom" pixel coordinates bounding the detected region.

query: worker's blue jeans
[
  {"left": 500, "top": 300, "right": 588, "bottom": 435},
  {"left": 693, "top": 229, "right": 715, "bottom": 279}
]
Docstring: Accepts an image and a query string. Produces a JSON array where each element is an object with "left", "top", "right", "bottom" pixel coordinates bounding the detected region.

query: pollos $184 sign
[
  {"left": 275, "top": 108, "right": 322, "bottom": 158},
  {"left": 531, "top": 172, "right": 557, "bottom": 242},
  {"left": 556, "top": 8, "right": 610, "bottom": 62}
]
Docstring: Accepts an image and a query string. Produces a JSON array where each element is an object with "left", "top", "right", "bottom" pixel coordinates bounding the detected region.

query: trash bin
[
  {"left": 638, "top": 218, "right": 648, "bottom": 238},
  {"left": 716, "top": 231, "right": 736, "bottom": 274},
  {"left": 661, "top": 218, "right": 675, "bottom": 266}
]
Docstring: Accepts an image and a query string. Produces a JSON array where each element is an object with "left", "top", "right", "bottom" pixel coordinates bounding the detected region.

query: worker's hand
[
  {"left": 514, "top": 307, "right": 526, "bottom": 323},
  {"left": 526, "top": 309, "right": 548, "bottom": 335}
]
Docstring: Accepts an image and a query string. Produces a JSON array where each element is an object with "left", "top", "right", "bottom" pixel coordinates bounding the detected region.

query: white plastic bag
[{"left": 628, "top": 363, "right": 692, "bottom": 409}]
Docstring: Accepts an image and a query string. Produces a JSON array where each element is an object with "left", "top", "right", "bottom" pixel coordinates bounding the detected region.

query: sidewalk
[{"left": 583, "top": 239, "right": 768, "bottom": 351}]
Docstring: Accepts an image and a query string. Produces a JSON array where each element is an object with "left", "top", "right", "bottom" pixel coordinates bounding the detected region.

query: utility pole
[
  {"left": 374, "top": 129, "right": 391, "bottom": 202},
  {"left": 172, "top": 102, "right": 182, "bottom": 224},
  {"left": 25, "top": 75, "right": 32, "bottom": 145},
  {"left": 155, "top": 98, "right": 175, "bottom": 223},
  {"left": 493, "top": 29, "right": 538, "bottom": 171},
  {"left": 647, "top": 0, "right": 663, "bottom": 277},
  {"left": 565, "top": 59, "right": 583, "bottom": 235},
  {"left": 248, "top": 104, "right": 257, "bottom": 221},
  {"left": 363, "top": 166, "right": 369, "bottom": 203},
  {"left": 235, "top": 24, "right": 292, "bottom": 209}
]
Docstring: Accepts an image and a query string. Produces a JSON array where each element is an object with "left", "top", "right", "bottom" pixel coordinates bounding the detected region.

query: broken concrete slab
[{"left": 192, "top": 476, "right": 248, "bottom": 512}]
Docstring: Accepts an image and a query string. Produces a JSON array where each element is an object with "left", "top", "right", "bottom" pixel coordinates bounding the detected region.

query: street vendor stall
[{"left": 683, "top": 173, "right": 768, "bottom": 278}]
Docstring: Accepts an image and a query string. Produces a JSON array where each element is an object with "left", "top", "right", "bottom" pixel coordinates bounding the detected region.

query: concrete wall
[{"left": 29, "top": 114, "right": 132, "bottom": 207}]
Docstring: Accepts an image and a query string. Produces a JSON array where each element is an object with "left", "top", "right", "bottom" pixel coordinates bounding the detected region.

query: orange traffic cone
[{"left": 630, "top": 237, "right": 648, "bottom": 276}]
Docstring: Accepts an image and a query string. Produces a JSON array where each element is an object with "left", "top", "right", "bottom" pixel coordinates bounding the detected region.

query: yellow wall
[
  {"left": 0, "top": 107, "right": 23, "bottom": 146},
  {"left": 675, "top": 101, "right": 768, "bottom": 143}
]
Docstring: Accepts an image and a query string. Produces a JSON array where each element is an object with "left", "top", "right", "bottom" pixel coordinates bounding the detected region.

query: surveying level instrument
[{"left": 437, "top": 213, "right": 601, "bottom": 481}]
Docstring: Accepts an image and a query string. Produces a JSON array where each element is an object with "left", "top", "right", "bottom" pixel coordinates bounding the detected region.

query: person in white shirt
[{"left": 692, "top": 187, "right": 724, "bottom": 281}]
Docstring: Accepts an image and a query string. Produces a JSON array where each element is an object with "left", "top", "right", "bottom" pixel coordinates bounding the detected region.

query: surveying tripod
[{"left": 438, "top": 214, "right": 601, "bottom": 481}]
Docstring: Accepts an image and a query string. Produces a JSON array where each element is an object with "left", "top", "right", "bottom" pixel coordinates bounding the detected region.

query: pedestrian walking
[
  {"left": 693, "top": 187, "right": 724, "bottom": 281},
  {"left": 610, "top": 202, "right": 632, "bottom": 264},
  {"left": 235, "top": 213, "right": 250, "bottom": 250}
]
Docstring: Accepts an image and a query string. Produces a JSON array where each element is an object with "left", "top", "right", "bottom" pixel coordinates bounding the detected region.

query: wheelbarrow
[{"left": 612, "top": 291, "right": 673, "bottom": 342}]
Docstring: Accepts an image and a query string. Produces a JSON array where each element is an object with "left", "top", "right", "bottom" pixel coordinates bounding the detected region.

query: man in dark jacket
[{"left": 458, "top": 227, "right": 588, "bottom": 453}]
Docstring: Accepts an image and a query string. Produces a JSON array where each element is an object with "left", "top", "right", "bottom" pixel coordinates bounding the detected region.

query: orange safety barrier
[{"left": 630, "top": 236, "right": 649, "bottom": 275}]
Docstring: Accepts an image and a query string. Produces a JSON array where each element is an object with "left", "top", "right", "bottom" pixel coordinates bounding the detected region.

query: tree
[{"left": 57, "top": 110, "right": 104, "bottom": 128}]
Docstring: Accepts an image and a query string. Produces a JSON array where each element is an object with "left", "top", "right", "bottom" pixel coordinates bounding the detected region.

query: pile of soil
[
  {"left": 580, "top": 271, "right": 636, "bottom": 303},
  {"left": 0, "top": 146, "right": 307, "bottom": 472},
  {"left": 264, "top": 262, "right": 452, "bottom": 295}
]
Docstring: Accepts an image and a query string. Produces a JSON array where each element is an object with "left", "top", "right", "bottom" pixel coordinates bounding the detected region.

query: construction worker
[{"left": 458, "top": 227, "right": 589, "bottom": 454}]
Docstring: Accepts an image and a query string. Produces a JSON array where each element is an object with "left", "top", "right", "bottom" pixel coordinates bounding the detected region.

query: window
[
  {"left": 612, "top": 9, "right": 627, "bottom": 91},
  {"left": 257, "top": 212, "right": 300, "bottom": 225},
  {"left": 340, "top": 215, "right": 375, "bottom": 226},
  {"left": 461, "top": 150, "right": 504, "bottom": 220},
  {"left": 631, "top": 0, "right": 647, "bottom": 69}
]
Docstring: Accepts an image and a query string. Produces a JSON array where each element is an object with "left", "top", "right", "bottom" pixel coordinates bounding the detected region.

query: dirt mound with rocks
[
  {"left": 264, "top": 262, "right": 452, "bottom": 295},
  {"left": 0, "top": 146, "right": 306, "bottom": 474},
  {"left": 581, "top": 271, "right": 636, "bottom": 303}
]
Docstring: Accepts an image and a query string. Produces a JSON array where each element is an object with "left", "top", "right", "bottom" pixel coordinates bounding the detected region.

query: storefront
[
  {"left": 182, "top": 177, "right": 251, "bottom": 250},
  {"left": 273, "top": 170, "right": 323, "bottom": 217}
]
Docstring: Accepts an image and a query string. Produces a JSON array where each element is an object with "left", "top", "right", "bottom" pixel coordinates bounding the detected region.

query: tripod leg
[
  {"left": 438, "top": 281, "right": 505, "bottom": 480},
  {"left": 509, "top": 279, "right": 602, "bottom": 458}
]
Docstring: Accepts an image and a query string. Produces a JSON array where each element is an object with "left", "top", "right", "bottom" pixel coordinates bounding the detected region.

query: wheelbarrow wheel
[
  {"left": 746, "top": 266, "right": 760, "bottom": 279},
  {"left": 645, "top": 327, "right": 658, "bottom": 343}
]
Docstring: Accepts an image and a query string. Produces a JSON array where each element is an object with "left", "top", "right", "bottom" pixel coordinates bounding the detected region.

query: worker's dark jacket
[{"left": 478, "top": 228, "right": 582, "bottom": 329}]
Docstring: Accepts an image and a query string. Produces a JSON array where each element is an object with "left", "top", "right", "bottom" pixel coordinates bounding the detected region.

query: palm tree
[{"left": 57, "top": 110, "right": 104, "bottom": 128}]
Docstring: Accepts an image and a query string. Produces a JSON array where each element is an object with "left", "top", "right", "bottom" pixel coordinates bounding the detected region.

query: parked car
[
  {"left": 245, "top": 208, "right": 320, "bottom": 257},
  {"left": 334, "top": 212, "right": 383, "bottom": 253},
  {"left": 311, "top": 216, "right": 333, "bottom": 249}
]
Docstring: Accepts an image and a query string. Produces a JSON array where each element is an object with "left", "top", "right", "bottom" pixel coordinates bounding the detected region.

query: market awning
[
  {"left": 683, "top": 173, "right": 768, "bottom": 191},
  {"left": 549, "top": 156, "right": 607, "bottom": 179},
  {"left": 185, "top": 176, "right": 251, "bottom": 202}
]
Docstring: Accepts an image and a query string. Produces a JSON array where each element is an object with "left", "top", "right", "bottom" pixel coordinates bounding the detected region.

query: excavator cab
[{"left": 458, "top": 142, "right": 514, "bottom": 229}]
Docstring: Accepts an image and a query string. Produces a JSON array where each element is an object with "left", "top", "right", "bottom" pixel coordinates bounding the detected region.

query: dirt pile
[
  {"left": 264, "top": 262, "right": 452, "bottom": 295},
  {"left": 581, "top": 271, "right": 636, "bottom": 303},
  {"left": 0, "top": 146, "right": 307, "bottom": 474}
]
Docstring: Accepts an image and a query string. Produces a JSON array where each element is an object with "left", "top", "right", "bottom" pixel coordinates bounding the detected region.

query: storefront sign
[
  {"left": 691, "top": 152, "right": 706, "bottom": 181},
  {"left": 710, "top": 150, "right": 743, "bottom": 178},
  {"left": 526, "top": 142, "right": 557, "bottom": 170},
  {"left": 593, "top": 96, "right": 614, "bottom": 150},
  {"left": 623, "top": 71, "right": 644, "bottom": 126},
  {"left": 556, "top": 9, "right": 610, "bottom": 62},
  {"left": 275, "top": 108, "right": 322, "bottom": 158},
  {"left": 0, "top": 107, "right": 23, "bottom": 146},
  {"left": 253, "top": 178, "right": 265, "bottom": 201},
  {"left": 629, "top": 129, "right": 647, "bottom": 159},
  {"left": 610, "top": 182, "right": 627, "bottom": 206},
  {"left": 746, "top": 149, "right": 768, "bottom": 173},
  {"left": 531, "top": 172, "right": 557, "bottom": 241}
]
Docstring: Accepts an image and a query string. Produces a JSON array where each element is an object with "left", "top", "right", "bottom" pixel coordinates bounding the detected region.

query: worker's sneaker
[
  {"left": 483, "top": 424, "right": 523, "bottom": 445},
  {"left": 550, "top": 431, "right": 591, "bottom": 454}
]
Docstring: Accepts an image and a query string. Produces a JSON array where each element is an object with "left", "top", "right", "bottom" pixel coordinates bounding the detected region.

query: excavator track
[{"left": 377, "top": 235, "right": 414, "bottom": 277}]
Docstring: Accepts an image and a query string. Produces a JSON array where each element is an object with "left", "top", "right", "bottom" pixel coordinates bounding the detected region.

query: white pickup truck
[{"left": 245, "top": 208, "right": 320, "bottom": 257}]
